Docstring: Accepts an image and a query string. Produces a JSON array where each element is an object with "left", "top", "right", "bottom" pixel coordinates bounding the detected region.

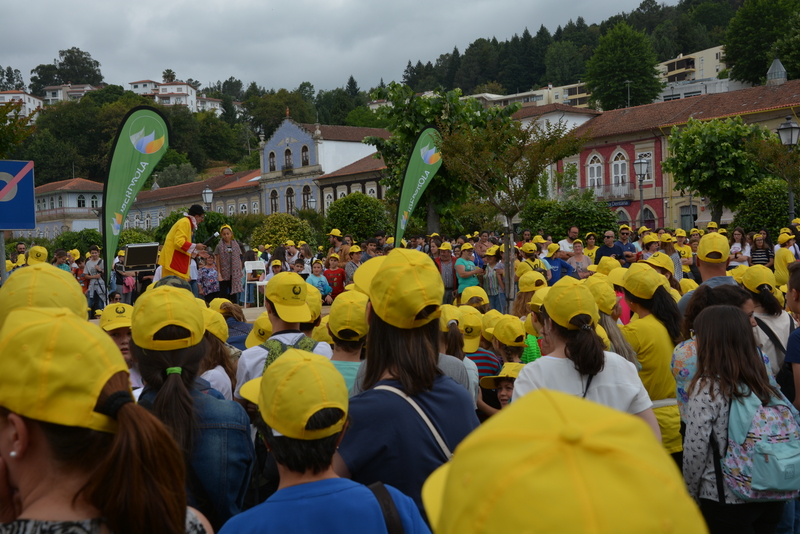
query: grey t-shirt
[
  {"left": 350, "top": 353, "right": 471, "bottom": 396},
  {"left": 677, "top": 275, "right": 738, "bottom": 315}
]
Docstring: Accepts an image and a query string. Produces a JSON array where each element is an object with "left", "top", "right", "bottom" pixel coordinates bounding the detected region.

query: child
[
  {"left": 307, "top": 259, "right": 333, "bottom": 304},
  {"left": 324, "top": 253, "right": 346, "bottom": 300},
  {"left": 198, "top": 255, "right": 221, "bottom": 303},
  {"left": 73, "top": 256, "right": 87, "bottom": 293},
  {"left": 293, "top": 258, "right": 308, "bottom": 280},
  {"left": 479, "top": 362, "right": 525, "bottom": 409}
]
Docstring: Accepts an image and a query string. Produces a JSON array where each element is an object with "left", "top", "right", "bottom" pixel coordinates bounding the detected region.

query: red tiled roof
[
  {"left": 129, "top": 80, "right": 158, "bottom": 84},
  {"left": 297, "top": 123, "right": 390, "bottom": 142},
  {"left": 136, "top": 170, "right": 252, "bottom": 203},
  {"left": 215, "top": 170, "right": 261, "bottom": 192},
  {"left": 318, "top": 153, "right": 385, "bottom": 180},
  {"left": 35, "top": 178, "right": 103, "bottom": 194},
  {"left": 575, "top": 80, "right": 800, "bottom": 138},
  {"left": 512, "top": 103, "right": 601, "bottom": 121}
]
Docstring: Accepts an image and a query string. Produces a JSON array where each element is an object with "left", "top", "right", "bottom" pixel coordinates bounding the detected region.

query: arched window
[
  {"left": 270, "top": 190, "right": 279, "bottom": 214},
  {"left": 284, "top": 149, "right": 292, "bottom": 170},
  {"left": 77, "top": 194, "right": 86, "bottom": 208},
  {"left": 587, "top": 156, "right": 603, "bottom": 194},
  {"left": 268, "top": 152, "right": 276, "bottom": 172},
  {"left": 301, "top": 146, "right": 310, "bottom": 166},
  {"left": 158, "top": 212, "right": 164, "bottom": 224},
  {"left": 616, "top": 209, "right": 630, "bottom": 226},
  {"left": 338, "top": 190, "right": 347, "bottom": 199},
  {"left": 367, "top": 188, "right": 376, "bottom": 198},
  {"left": 240, "top": 203, "right": 248, "bottom": 214},
  {"left": 90, "top": 195, "right": 99, "bottom": 208},
  {"left": 44, "top": 228, "right": 50, "bottom": 239},
  {"left": 36, "top": 198, "right": 41, "bottom": 211},
  {"left": 134, "top": 215, "right": 140, "bottom": 228},
  {"left": 643, "top": 207, "right": 656, "bottom": 229},
  {"left": 53, "top": 225, "right": 59, "bottom": 237},
  {"left": 50, "top": 197, "right": 54, "bottom": 209},
  {"left": 143, "top": 214, "right": 150, "bottom": 230},
  {"left": 217, "top": 206, "right": 224, "bottom": 213},
  {"left": 58, "top": 195, "right": 63, "bottom": 208},
  {"left": 252, "top": 202, "right": 259, "bottom": 214},
  {"left": 325, "top": 193, "right": 333, "bottom": 209},
  {"left": 611, "top": 152, "right": 628, "bottom": 196},
  {"left": 124, "top": 219, "right": 130, "bottom": 230},
  {"left": 286, "top": 187, "right": 295, "bottom": 214},
  {"left": 302, "top": 185, "right": 311, "bottom": 209},
  {"left": 228, "top": 204, "right": 235, "bottom": 215}
]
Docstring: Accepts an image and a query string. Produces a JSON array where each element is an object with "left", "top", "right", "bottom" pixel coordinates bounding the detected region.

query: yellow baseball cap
[
  {"left": 641, "top": 251, "right": 674, "bottom": 276},
  {"left": 718, "top": 228, "right": 728, "bottom": 236},
  {"left": 285, "top": 240, "right": 296, "bottom": 247},
  {"left": 778, "top": 233, "right": 794, "bottom": 245},
  {"left": 518, "top": 271, "right": 547, "bottom": 293},
  {"left": 481, "top": 309, "right": 503, "bottom": 341},
  {"left": 100, "top": 303, "right": 134, "bottom": 332},
  {"left": 583, "top": 275, "right": 617, "bottom": 316},
  {"left": 479, "top": 362, "right": 525, "bottom": 389},
  {"left": 707, "top": 221, "right": 718, "bottom": 229},
  {"left": 460, "top": 243, "right": 474, "bottom": 252},
  {"left": 674, "top": 228, "right": 687, "bottom": 237},
  {"left": 439, "top": 304, "right": 463, "bottom": 333},
  {"left": 520, "top": 242, "right": 538, "bottom": 254},
  {"left": 270, "top": 259, "right": 282, "bottom": 268},
  {"left": 348, "top": 245, "right": 362, "bottom": 254},
  {"left": 85, "top": 251, "right": 91, "bottom": 259},
  {"left": 317, "top": 245, "right": 324, "bottom": 251},
  {"left": 201, "top": 306, "right": 229, "bottom": 343},
  {"left": 327, "top": 229, "right": 343, "bottom": 237},
  {"left": 312, "top": 315, "right": 334, "bottom": 345},
  {"left": 618, "top": 224, "right": 631, "bottom": 232},
  {"left": 0, "top": 307, "right": 129, "bottom": 434},
  {"left": 679, "top": 278, "right": 699, "bottom": 293},
  {"left": 265, "top": 272, "right": 311, "bottom": 323},
  {"left": 546, "top": 243, "right": 560, "bottom": 258},
  {"left": 353, "top": 256, "right": 386, "bottom": 294},
  {"left": 328, "top": 290, "right": 369, "bottom": 341},
  {"left": 117, "top": 250, "right": 126, "bottom": 256},
  {"left": 27, "top": 245, "right": 48, "bottom": 265},
  {"left": 532, "top": 235, "right": 547, "bottom": 244},
  {"left": 484, "top": 245, "right": 500, "bottom": 256},
  {"left": 239, "top": 349, "right": 348, "bottom": 440},
  {"left": 459, "top": 306, "right": 483, "bottom": 353},
  {"left": 660, "top": 234, "right": 675, "bottom": 243},
  {"left": 792, "top": 218, "right": 800, "bottom": 225},
  {"left": 386, "top": 237, "right": 395, "bottom": 245},
  {"left": 742, "top": 265, "right": 776, "bottom": 294},
  {"left": 298, "top": 241, "right": 307, "bottom": 246},
  {"left": 690, "top": 228, "right": 700, "bottom": 235},
  {"left": 642, "top": 234, "right": 660, "bottom": 246},
  {"left": 421, "top": 389, "right": 707, "bottom": 534},
  {"left": 4, "top": 260, "right": 12, "bottom": 272},
  {"left": 606, "top": 267, "right": 627, "bottom": 289},
  {"left": 209, "top": 297, "right": 228, "bottom": 312},
  {"left": 543, "top": 277, "right": 599, "bottom": 329},
  {"left": 697, "top": 232, "right": 730, "bottom": 263},
  {"left": 728, "top": 264, "right": 749, "bottom": 284},
  {"left": 623, "top": 266, "right": 668, "bottom": 299},
  {"left": 365, "top": 248, "right": 443, "bottom": 329},
  {"left": 638, "top": 226, "right": 651, "bottom": 235},
  {"left": 486, "top": 315, "right": 526, "bottom": 346},
  {"left": 439, "top": 242, "right": 452, "bottom": 251},
  {"left": 305, "top": 284, "right": 322, "bottom": 322},
  {"left": 245, "top": 311, "right": 273, "bottom": 349},
  {"left": 585, "top": 232, "right": 597, "bottom": 240},
  {"left": 461, "top": 286, "right": 489, "bottom": 306},
  {"left": 132, "top": 285, "right": 205, "bottom": 351},
  {"left": 529, "top": 286, "right": 552, "bottom": 313},
  {"left": 594, "top": 256, "right": 622, "bottom": 275},
  {"left": 70, "top": 248, "right": 80, "bottom": 260},
  {"left": 0, "top": 263, "right": 87, "bottom": 327},
  {"left": 329, "top": 253, "right": 340, "bottom": 260}
]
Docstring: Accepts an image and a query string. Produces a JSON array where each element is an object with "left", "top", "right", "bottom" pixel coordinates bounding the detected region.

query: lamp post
[
  {"left": 633, "top": 157, "right": 649, "bottom": 228},
  {"left": 777, "top": 116, "right": 800, "bottom": 222},
  {"left": 202, "top": 186, "right": 214, "bottom": 211},
  {"left": 308, "top": 196, "right": 317, "bottom": 212}
]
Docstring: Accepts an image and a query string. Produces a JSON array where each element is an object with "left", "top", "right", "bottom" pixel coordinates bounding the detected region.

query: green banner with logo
[
  {"left": 102, "top": 106, "right": 170, "bottom": 284},
  {"left": 395, "top": 126, "right": 443, "bottom": 244}
]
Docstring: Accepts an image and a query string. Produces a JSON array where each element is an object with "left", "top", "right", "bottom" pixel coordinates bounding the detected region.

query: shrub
[
  {"left": 250, "top": 213, "right": 315, "bottom": 249},
  {"left": 54, "top": 228, "right": 103, "bottom": 254},
  {"left": 731, "top": 178, "right": 789, "bottom": 240},
  {"left": 324, "top": 192, "right": 392, "bottom": 243},
  {"left": 520, "top": 190, "right": 618, "bottom": 239}
]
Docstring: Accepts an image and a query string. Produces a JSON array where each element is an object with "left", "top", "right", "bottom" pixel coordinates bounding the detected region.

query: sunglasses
[{"left": 621, "top": 232, "right": 630, "bottom": 235}]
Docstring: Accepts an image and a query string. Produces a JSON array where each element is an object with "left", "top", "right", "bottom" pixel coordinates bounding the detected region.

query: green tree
[
  {"left": 0, "top": 101, "right": 34, "bottom": 159},
  {"left": 662, "top": 117, "right": 773, "bottom": 223},
  {"left": 731, "top": 178, "right": 789, "bottom": 240},
  {"left": 519, "top": 190, "right": 619, "bottom": 242},
  {"left": 245, "top": 88, "right": 314, "bottom": 139},
  {"left": 366, "top": 82, "right": 519, "bottom": 233},
  {"left": 117, "top": 228, "right": 156, "bottom": 250},
  {"left": 249, "top": 213, "right": 315, "bottom": 250},
  {"left": 745, "top": 133, "right": 800, "bottom": 223},
  {"left": 544, "top": 41, "right": 584, "bottom": 86},
  {"left": 315, "top": 88, "right": 356, "bottom": 126},
  {"left": 324, "top": 192, "right": 392, "bottom": 243},
  {"left": 163, "top": 105, "right": 208, "bottom": 171},
  {"left": 724, "top": 0, "right": 799, "bottom": 84},
  {"left": 345, "top": 76, "right": 360, "bottom": 98},
  {"left": 162, "top": 69, "right": 176, "bottom": 82},
  {"left": 295, "top": 208, "right": 327, "bottom": 248},
  {"left": 584, "top": 21, "right": 663, "bottom": 110},
  {"left": 0, "top": 65, "right": 26, "bottom": 91},
  {"left": 154, "top": 210, "right": 235, "bottom": 250},
  {"left": 229, "top": 213, "right": 269, "bottom": 245},
  {"left": 472, "top": 81, "right": 505, "bottom": 95},
  {"left": 197, "top": 111, "right": 242, "bottom": 162},
  {"left": 438, "top": 196, "right": 500, "bottom": 238},
  {"left": 776, "top": 11, "right": 800, "bottom": 79},
  {"left": 53, "top": 228, "right": 103, "bottom": 253},
  {"left": 157, "top": 163, "right": 197, "bottom": 188},
  {"left": 29, "top": 48, "right": 104, "bottom": 96},
  {"left": 344, "top": 107, "right": 389, "bottom": 128},
  {"left": 12, "top": 129, "right": 80, "bottom": 185}
]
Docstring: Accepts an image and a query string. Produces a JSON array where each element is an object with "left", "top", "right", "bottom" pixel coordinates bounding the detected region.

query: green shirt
[{"left": 521, "top": 334, "right": 542, "bottom": 363}]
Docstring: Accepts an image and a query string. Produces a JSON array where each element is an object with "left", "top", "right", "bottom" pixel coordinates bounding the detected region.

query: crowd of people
[{"left": 5, "top": 204, "right": 800, "bottom": 533}]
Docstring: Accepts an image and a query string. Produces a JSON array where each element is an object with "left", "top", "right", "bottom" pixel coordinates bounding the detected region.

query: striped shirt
[{"left": 467, "top": 348, "right": 503, "bottom": 378}]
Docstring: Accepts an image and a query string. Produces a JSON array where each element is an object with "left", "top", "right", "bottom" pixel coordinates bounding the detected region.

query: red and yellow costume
[{"left": 159, "top": 215, "right": 197, "bottom": 280}]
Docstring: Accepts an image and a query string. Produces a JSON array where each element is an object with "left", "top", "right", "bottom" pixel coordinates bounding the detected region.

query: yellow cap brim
[
  {"left": 273, "top": 302, "right": 312, "bottom": 323},
  {"left": 101, "top": 318, "right": 132, "bottom": 332},
  {"left": 463, "top": 335, "right": 481, "bottom": 354},
  {"left": 587, "top": 264, "right": 598, "bottom": 272},
  {"left": 422, "top": 461, "right": 450, "bottom": 530},
  {"left": 353, "top": 256, "right": 386, "bottom": 294},
  {"left": 344, "top": 284, "right": 354, "bottom": 291},
  {"left": 245, "top": 329, "right": 265, "bottom": 349},
  {"left": 239, "top": 377, "right": 262, "bottom": 405}
]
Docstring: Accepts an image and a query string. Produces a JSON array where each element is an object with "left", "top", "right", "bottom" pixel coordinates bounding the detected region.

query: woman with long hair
[
  {"left": 583, "top": 275, "right": 638, "bottom": 366},
  {"left": 621, "top": 266, "right": 684, "bottom": 463},
  {"left": 512, "top": 278, "right": 660, "bottom": 437},
  {"left": 299, "top": 243, "right": 315, "bottom": 274},
  {"left": 133, "top": 286, "right": 254, "bottom": 531},
  {"left": 199, "top": 307, "right": 238, "bottom": 400},
  {"left": 333, "top": 248, "right": 479, "bottom": 515},
  {"left": 760, "top": 228, "right": 776, "bottom": 251},
  {"left": 481, "top": 245, "right": 505, "bottom": 313},
  {"left": 659, "top": 234, "right": 683, "bottom": 282},
  {"left": 438, "top": 305, "right": 479, "bottom": 403},
  {"left": 270, "top": 246, "right": 290, "bottom": 272},
  {"left": 214, "top": 224, "right": 243, "bottom": 302},
  {"left": 683, "top": 306, "right": 788, "bottom": 533},
  {"left": 0, "top": 307, "right": 211, "bottom": 534},
  {"left": 513, "top": 271, "right": 547, "bottom": 318},
  {"left": 727, "top": 226, "right": 751, "bottom": 268},
  {"left": 584, "top": 232, "right": 598, "bottom": 263},
  {"left": 750, "top": 233, "right": 775, "bottom": 269}
]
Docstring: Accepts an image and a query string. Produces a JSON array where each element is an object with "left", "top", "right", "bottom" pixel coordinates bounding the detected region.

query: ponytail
[
  {"left": 543, "top": 310, "right": 605, "bottom": 376},
  {"left": 750, "top": 285, "right": 782, "bottom": 316},
  {"left": 625, "top": 286, "right": 683, "bottom": 346},
  {"left": 599, "top": 312, "right": 638, "bottom": 366},
  {"left": 440, "top": 321, "right": 465, "bottom": 361}
]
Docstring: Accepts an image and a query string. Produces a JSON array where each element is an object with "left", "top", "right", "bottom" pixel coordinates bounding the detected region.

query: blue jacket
[
  {"left": 226, "top": 317, "right": 253, "bottom": 351},
  {"left": 139, "top": 378, "right": 254, "bottom": 528}
]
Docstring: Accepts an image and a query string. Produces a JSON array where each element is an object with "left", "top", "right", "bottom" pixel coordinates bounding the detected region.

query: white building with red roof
[{"left": 0, "top": 90, "right": 43, "bottom": 119}]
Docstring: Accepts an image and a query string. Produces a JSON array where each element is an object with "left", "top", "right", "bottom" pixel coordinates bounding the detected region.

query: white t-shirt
[
  {"left": 754, "top": 311, "right": 796, "bottom": 376},
  {"left": 202, "top": 365, "right": 233, "bottom": 400},
  {"left": 728, "top": 243, "right": 750, "bottom": 267},
  {"left": 234, "top": 332, "right": 332, "bottom": 399},
  {"left": 462, "top": 356, "right": 479, "bottom": 406},
  {"left": 558, "top": 239, "right": 574, "bottom": 253},
  {"left": 512, "top": 351, "right": 652, "bottom": 415}
]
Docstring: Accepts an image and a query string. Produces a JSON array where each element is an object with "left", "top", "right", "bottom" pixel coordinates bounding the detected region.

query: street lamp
[
  {"left": 202, "top": 186, "right": 214, "bottom": 210},
  {"left": 633, "top": 157, "right": 650, "bottom": 228},
  {"left": 308, "top": 196, "right": 317, "bottom": 211},
  {"left": 777, "top": 116, "right": 800, "bottom": 221}
]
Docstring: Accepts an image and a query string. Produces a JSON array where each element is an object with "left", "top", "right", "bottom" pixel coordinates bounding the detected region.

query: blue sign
[
  {"left": 0, "top": 160, "right": 35, "bottom": 230},
  {"left": 607, "top": 200, "right": 632, "bottom": 208}
]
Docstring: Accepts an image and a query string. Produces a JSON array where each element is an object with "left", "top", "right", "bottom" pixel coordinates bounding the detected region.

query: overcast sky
[{"left": 3, "top": 0, "right": 647, "bottom": 95}]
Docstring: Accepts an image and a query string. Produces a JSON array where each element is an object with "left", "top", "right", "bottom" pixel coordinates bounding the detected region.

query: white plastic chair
[{"left": 243, "top": 260, "right": 267, "bottom": 309}]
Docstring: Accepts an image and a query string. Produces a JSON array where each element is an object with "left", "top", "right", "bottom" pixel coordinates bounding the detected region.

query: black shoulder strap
[
  {"left": 367, "top": 482, "right": 405, "bottom": 534},
  {"left": 708, "top": 431, "right": 726, "bottom": 504},
  {"left": 754, "top": 317, "right": 787, "bottom": 356},
  {"left": 582, "top": 374, "right": 595, "bottom": 398}
]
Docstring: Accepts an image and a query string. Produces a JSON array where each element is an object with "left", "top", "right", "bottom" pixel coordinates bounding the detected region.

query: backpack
[
  {"left": 711, "top": 389, "right": 800, "bottom": 502},
  {"left": 260, "top": 335, "right": 319, "bottom": 372},
  {"left": 754, "top": 316, "right": 797, "bottom": 402}
]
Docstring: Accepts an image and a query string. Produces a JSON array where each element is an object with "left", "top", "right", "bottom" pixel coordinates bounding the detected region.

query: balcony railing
[
  {"left": 35, "top": 207, "right": 99, "bottom": 221},
  {"left": 578, "top": 183, "right": 663, "bottom": 204}
]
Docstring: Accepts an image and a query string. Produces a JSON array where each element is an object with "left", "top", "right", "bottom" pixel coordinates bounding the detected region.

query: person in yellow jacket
[
  {"left": 775, "top": 232, "right": 796, "bottom": 286},
  {"left": 159, "top": 204, "right": 208, "bottom": 280}
]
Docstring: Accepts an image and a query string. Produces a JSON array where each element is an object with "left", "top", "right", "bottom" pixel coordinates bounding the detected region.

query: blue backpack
[{"left": 711, "top": 390, "right": 800, "bottom": 502}]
